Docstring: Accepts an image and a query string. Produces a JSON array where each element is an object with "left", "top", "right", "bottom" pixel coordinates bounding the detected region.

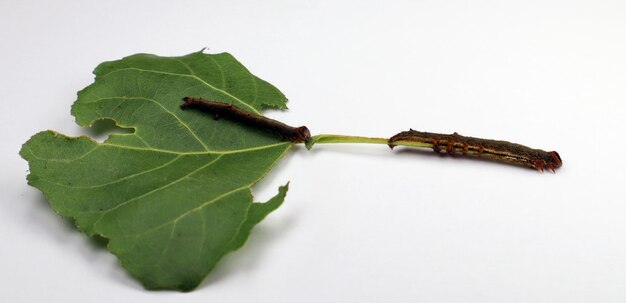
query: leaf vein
[
  {"left": 99, "top": 67, "right": 261, "bottom": 114},
  {"left": 91, "top": 155, "right": 224, "bottom": 228},
  {"left": 207, "top": 55, "right": 226, "bottom": 89},
  {"left": 92, "top": 96, "right": 209, "bottom": 151},
  {"left": 131, "top": 185, "right": 249, "bottom": 238},
  {"left": 24, "top": 145, "right": 98, "bottom": 163},
  {"left": 39, "top": 155, "right": 183, "bottom": 189}
]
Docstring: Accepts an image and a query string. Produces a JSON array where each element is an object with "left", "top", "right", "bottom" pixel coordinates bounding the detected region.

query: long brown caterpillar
[
  {"left": 181, "top": 97, "right": 311, "bottom": 143},
  {"left": 388, "top": 129, "right": 562, "bottom": 172}
]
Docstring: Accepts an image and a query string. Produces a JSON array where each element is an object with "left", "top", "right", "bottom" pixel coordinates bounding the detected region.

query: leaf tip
[{"left": 279, "top": 181, "right": 290, "bottom": 193}]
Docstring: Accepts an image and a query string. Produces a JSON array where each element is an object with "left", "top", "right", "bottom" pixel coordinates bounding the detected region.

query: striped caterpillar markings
[
  {"left": 181, "top": 97, "right": 311, "bottom": 143},
  {"left": 388, "top": 129, "right": 562, "bottom": 172}
]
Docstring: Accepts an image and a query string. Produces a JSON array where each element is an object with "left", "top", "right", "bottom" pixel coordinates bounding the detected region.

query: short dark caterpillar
[
  {"left": 388, "top": 129, "right": 562, "bottom": 172},
  {"left": 180, "top": 97, "right": 311, "bottom": 143}
]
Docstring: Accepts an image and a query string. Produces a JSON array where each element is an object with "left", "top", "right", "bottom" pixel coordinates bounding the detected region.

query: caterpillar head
[
  {"left": 547, "top": 151, "right": 562, "bottom": 168},
  {"left": 295, "top": 126, "right": 311, "bottom": 143}
]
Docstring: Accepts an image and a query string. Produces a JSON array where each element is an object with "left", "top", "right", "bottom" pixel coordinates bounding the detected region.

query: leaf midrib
[{"left": 24, "top": 136, "right": 291, "bottom": 162}]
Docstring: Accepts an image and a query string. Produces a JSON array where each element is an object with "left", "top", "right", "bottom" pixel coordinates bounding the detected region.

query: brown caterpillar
[
  {"left": 180, "top": 97, "right": 311, "bottom": 143},
  {"left": 388, "top": 129, "right": 562, "bottom": 172}
]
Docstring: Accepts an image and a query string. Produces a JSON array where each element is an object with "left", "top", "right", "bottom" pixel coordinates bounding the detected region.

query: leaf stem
[{"left": 305, "top": 134, "right": 431, "bottom": 150}]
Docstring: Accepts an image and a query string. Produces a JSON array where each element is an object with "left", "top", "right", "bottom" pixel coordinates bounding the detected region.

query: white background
[{"left": 2, "top": 0, "right": 626, "bottom": 302}]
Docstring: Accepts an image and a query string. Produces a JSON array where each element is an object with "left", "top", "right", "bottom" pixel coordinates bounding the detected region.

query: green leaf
[{"left": 20, "top": 51, "right": 292, "bottom": 291}]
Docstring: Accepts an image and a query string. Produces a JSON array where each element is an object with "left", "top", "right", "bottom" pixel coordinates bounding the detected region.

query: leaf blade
[{"left": 20, "top": 51, "right": 292, "bottom": 290}]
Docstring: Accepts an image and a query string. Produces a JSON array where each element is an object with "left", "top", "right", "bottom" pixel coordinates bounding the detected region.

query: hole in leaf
[
  {"left": 90, "top": 235, "right": 109, "bottom": 248},
  {"left": 87, "top": 119, "right": 134, "bottom": 142}
]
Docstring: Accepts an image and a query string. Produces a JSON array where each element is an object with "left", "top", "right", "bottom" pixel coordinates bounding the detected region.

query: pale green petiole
[{"left": 305, "top": 134, "right": 432, "bottom": 150}]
